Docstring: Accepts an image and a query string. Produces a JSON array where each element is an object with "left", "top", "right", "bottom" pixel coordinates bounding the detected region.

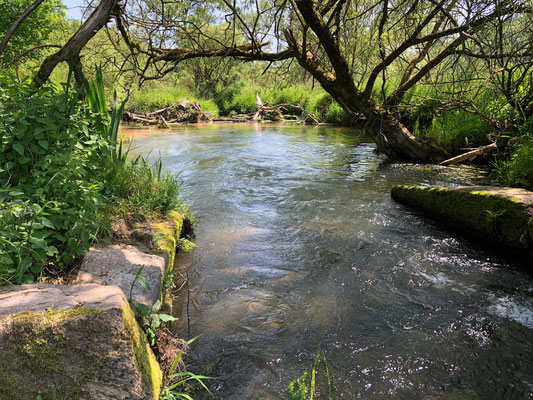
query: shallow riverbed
[{"left": 127, "top": 123, "right": 533, "bottom": 399}]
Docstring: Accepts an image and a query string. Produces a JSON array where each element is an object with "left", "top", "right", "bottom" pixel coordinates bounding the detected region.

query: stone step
[{"left": 0, "top": 284, "right": 162, "bottom": 400}]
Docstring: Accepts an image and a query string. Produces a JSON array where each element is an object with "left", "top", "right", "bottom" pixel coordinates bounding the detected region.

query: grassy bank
[{"left": 0, "top": 71, "right": 188, "bottom": 286}]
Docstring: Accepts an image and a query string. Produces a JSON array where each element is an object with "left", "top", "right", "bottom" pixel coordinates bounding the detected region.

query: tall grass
[
  {"left": 502, "top": 137, "right": 533, "bottom": 190},
  {"left": 130, "top": 84, "right": 218, "bottom": 115},
  {"left": 421, "top": 110, "right": 492, "bottom": 153},
  {"left": 160, "top": 336, "right": 214, "bottom": 400}
]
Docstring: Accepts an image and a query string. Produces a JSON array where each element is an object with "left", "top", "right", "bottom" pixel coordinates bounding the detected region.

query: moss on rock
[
  {"left": 0, "top": 284, "right": 163, "bottom": 400},
  {"left": 0, "top": 307, "right": 109, "bottom": 399},
  {"left": 151, "top": 210, "right": 184, "bottom": 304},
  {"left": 122, "top": 303, "right": 163, "bottom": 400},
  {"left": 151, "top": 210, "right": 184, "bottom": 269},
  {"left": 391, "top": 185, "right": 533, "bottom": 254}
]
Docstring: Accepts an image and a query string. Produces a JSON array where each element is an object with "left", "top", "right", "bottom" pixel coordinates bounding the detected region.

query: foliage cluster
[
  {"left": 0, "top": 0, "right": 65, "bottom": 67},
  {"left": 0, "top": 71, "right": 185, "bottom": 285},
  {"left": 501, "top": 137, "right": 533, "bottom": 190},
  {"left": 129, "top": 83, "right": 218, "bottom": 115}
]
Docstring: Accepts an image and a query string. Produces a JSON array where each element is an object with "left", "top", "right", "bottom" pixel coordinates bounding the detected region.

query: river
[{"left": 127, "top": 123, "right": 533, "bottom": 399}]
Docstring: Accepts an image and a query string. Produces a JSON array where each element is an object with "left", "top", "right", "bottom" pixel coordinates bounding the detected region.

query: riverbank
[{"left": 0, "top": 70, "right": 200, "bottom": 399}]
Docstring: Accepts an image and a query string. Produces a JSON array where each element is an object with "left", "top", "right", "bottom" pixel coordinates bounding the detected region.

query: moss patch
[
  {"left": 150, "top": 211, "right": 184, "bottom": 303},
  {"left": 0, "top": 303, "right": 163, "bottom": 400},
  {"left": 0, "top": 307, "right": 109, "bottom": 400},
  {"left": 122, "top": 303, "right": 163, "bottom": 400}
]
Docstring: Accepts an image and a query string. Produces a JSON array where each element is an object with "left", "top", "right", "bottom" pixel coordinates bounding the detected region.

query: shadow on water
[{"left": 126, "top": 123, "right": 533, "bottom": 400}]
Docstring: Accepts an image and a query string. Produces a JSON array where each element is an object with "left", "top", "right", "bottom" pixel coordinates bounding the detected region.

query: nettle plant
[{"left": 0, "top": 72, "right": 117, "bottom": 284}]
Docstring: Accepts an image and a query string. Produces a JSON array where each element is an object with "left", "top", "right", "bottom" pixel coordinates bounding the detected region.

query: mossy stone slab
[
  {"left": 391, "top": 185, "right": 533, "bottom": 256},
  {"left": 0, "top": 284, "right": 162, "bottom": 400}
]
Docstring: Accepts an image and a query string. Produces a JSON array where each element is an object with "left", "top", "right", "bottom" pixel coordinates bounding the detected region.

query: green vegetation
[
  {"left": 504, "top": 138, "right": 533, "bottom": 190},
  {"left": 287, "top": 347, "right": 334, "bottom": 400},
  {"left": 0, "top": 0, "right": 65, "bottom": 67},
  {"left": 160, "top": 336, "right": 214, "bottom": 400},
  {"left": 0, "top": 67, "right": 187, "bottom": 285},
  {"left": 421, "top": 110, "right": 493, "bottom": 154},
  {"left": 130, "top": 83, "right": 219, "bottom": 115}
]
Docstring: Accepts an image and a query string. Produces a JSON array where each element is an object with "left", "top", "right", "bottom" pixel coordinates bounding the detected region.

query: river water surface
[{"left": 128, "top": 123, "right": 533, "bottom": 400}]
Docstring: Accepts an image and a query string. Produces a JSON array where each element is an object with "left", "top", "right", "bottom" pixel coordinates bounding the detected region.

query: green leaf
[
  {"left": 45, "top": 246, "right": 59, "bottom": 256},
  {"left": 13, "top": 142, "right": 25, "bottom": 155},
  {"left": 29, "top": 236, "right": 47, "bottom": 249},
  {"left": 38, "top": 140, "right": 49, "bottom": 150},
  {"left": 30, "top": 263, "right": 43, "bottom": 274},
  {"left": 40, "top": 217, "right": 55, "bottom": 229},
  {"left": 135, "top": 303, "right": 151, "bottom": 317},
  {"left": 159, "top": 314, "right": 178, "bottom": 323},
  {"left": 137, "top": 275, "right": 151, "bottom": 291}
]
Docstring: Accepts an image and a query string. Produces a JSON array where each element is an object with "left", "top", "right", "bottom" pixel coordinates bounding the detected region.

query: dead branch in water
[
  {"left": 123, "top": 98, "right": 210, "bottom": 126},
  {"left": 440, "top": 135, "right": 527, "bottom": 165}
]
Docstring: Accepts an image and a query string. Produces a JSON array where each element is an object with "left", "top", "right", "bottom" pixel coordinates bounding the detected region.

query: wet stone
[{"left": 391, "top": 185, "right": 533, "bottom": 257}]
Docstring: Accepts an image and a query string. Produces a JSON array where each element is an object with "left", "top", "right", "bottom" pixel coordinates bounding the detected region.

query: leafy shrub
[
  {"left": 0, "top": 75, "right": 111, "bottom": 284},
  {"left": 0, "top": 71, "right": 187, "bottom": 285},
  {"left": 505, "top": 137, "right": 533, "bottom": 190},
  {"left": 307, "top": 90, "right": 350, "bottom": 124}
]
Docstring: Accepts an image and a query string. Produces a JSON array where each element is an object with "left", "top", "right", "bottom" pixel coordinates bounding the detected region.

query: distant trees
[{"left": 116, "top": 0, "right": 533, "bottom": 162}]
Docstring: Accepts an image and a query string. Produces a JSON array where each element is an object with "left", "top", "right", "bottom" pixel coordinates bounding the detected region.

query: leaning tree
[{"left": 6, "top": 0, "right": 532, "bottom": 162}]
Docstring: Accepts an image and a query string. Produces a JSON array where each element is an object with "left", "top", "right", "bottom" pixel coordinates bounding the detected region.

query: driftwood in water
[
  {"left": 123, "top": 94, "right": 320, "bottom": 126},
  {"left": 440, "top": 143, "right": 498, "bottom": 165},
  {"left": 253, "top": 94, "right": 320, "bottom": 124},
  {"left": 440, "top": 135, "right": 526, "bottom": 166},
  {"left": 123, "top": 98, "right": 210, "bottom": 126}
]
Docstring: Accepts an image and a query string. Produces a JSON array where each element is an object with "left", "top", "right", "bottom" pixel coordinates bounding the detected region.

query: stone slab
[
  {"left": 391, "top": 185, "right": 533, "bottom": 256},
  {"left": 0, "top": 283, "right": 125, "bottom": 315},
  {"left": 75, "top": 244, "right": 166, "bottom": 307},
  {"left": 0, "top": 284, "right": 162, "bottom": 400}
]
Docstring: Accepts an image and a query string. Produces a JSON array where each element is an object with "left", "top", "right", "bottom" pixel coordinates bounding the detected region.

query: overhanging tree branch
[
  {"left": 33, "top": 0, "right": 119, "bottom": 86},
  {"left": 0, "top": 0, "right": 46, "bottom": 58}
]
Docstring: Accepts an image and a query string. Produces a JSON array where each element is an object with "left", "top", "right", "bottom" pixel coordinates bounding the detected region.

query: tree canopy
[{"left": 1, "top": 0, "right": 532, "bottom": 162}]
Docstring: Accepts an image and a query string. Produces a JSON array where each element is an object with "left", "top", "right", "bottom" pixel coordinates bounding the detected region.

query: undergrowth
[{"left": 0, "top": 68, "right": 187, "bottom": 285}]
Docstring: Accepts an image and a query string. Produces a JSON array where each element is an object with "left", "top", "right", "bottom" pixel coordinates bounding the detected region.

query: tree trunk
[
  {"left": 352, "top": 100, "right": 447, "bottom": 163},
  {"left": 288, "top": 0, "right": 448, "bottom": 163},
  {"left": 289, "top": 50, "right": 448, "bottom": 162}
]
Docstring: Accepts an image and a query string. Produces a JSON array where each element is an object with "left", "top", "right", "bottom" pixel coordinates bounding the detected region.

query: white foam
[
  {"left": 488, "top": 296, "right": 533, "bottom": 329},
  {"left": 418, "top": 272, "right": 476, "bottom": 294}
]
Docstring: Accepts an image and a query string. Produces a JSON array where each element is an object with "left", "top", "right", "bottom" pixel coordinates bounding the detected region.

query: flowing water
[{"left": 127, "top": 123, "right": 533, "bottom": 400}]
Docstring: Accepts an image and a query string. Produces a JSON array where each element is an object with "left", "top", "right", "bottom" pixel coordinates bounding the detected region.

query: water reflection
[{"left": 127, "top": 123, "right": 533, "bottom": 399}]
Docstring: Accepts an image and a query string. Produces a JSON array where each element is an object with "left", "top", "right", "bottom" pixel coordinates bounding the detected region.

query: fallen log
[
  {"left": 252, "top": 94, "right": 320, "bottom": 124},
  {"left": 439, "top": 135, "right": 527, "bottom": 166},
  {"left": 440, "top": 142, "right": 497, "bottom": 165}
]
